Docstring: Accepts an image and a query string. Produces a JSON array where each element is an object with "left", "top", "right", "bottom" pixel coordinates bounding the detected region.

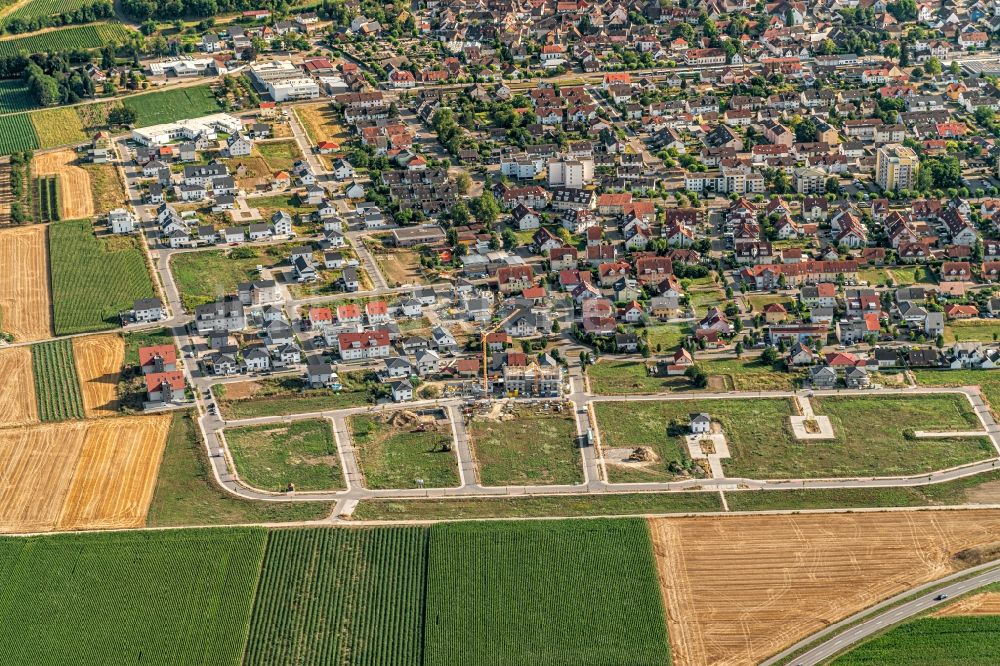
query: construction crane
[{"left": 480, "top": 309, "right": 522, "bottom": 397}]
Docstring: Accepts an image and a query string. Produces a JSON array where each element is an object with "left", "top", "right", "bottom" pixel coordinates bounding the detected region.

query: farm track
[
  {"left": 0, "top": 224, "right": 51, "bottom": 341},
  {"left": 32, "top": 148, "right": 93, "bottom": 219},
  {"left": 72, "top": 333, "right": 123, "bottom": 418},
  {"left": 0, "top": 346, "right": 38, "bottom": 426},
  {"left": 650, "top": 511, "right": 1000, "bottom": 666}
]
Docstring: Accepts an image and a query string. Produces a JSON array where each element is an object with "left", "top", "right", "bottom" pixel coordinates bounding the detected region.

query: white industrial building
[
  {"left": 147, "top": 57, "right": 219, "bottom": 77},
  {"left": 131, "top": 113, "right": 243, "bottom": 147},
  {"left": 249, "top": 61, "right": 320, "bottom": 102}
]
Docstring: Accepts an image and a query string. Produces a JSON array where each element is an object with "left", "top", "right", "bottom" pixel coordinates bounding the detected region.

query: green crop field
[
  {"left": 146, "top": 411, "right": 333, "bottom": 527},
  {"left": 30, "top": 339, "right": 84, "bottom": 421},
  {"left": 0, "top": 112, "right": 39, "bottom": 155},
  {"left": 831, "top": 615, "right": 1000, "bottom": 665},
  {"left": 244, "top": 527, "right": 428, "bottom": 666},
  {"left": 0, "top": 528, "right": 267, "bottom": 666},
  {"left": 49, "top": 219, "right": 156, "bottom": 335},
  {"left": 0, "top": 78, "right": 34, "bottom": 113},
  {"left": 423, "top": 519, "right": 671, "bottom": 666},
  {"left": 30, "top": 106, "right": 87, "bottom": 149},
  {"left": 351, "top": 412, "right": 460, "bottom": 489},
  {"left": 0, "top": 22, "right": 132, "bottom": 56},
  {"left": 123, "top": 85, "right": 221, "bottom": 126},
  {"left": 226, "top": 419, "right": 345, "bottom": 492}
]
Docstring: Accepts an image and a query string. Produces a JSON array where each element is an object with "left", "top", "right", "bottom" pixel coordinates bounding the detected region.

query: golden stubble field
[
  {"left": 0, "top": 225, "right": 52, "bottom": 341},
  {"left": 33, "top": 149, "right": 94, "bottom": 219},
  {"left": 933, "top": 592, "right": 1000, "bottom": 617},
  {"left": 72, "top": 333, "right": 124, "bottom": 418},
  {"left": 0, "top": 415, "right": 171, "bottom": 533},
  {"left": 0, "top": 346, "right": 38, "bottom": 426},
  {"left": 650, "top": 511, "right": 1000, "bottom": 666}
]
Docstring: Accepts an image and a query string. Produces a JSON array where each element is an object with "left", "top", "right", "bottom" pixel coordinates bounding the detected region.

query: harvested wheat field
[
  {"left": 0, "top": 415, "right": 170, "bottom": 533},
  {"left": 0, "top": 347, "right": 37, "bottom": 426},
  {"left": 33, "top": 149, "right": 94, "bottom": 219},
  {"left": 0, "top": 225, "right": 51, "bottom": 341},
  {"left": 933, "top": 592, "right": 1000, "bottom": 617},
  {"left": 0, "top": 421, "right": 88, "bottom": 533},
  {"left": 56, "top": 414, "right": 171, "bottom": 530},
  {"left": 650, "top": 511, "right": 1000, "bottom": 666},
  {"left": 72, "top": 333, "right": 124, "bottom": 417}
]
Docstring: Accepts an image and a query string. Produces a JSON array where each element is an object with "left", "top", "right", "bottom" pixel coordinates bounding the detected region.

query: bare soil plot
[
  {"left": 651, "top": 511, "right": 1000, "bottom": 666},
  {"left": 933, "top": 592, "right": 1000, "bottom": 617},
  {"left": 0, "top": 346, "right": 38, "bottom": 426},
  {"left": 0, "top": 421, "right": 87, "bottom": 533},
  {"left": 0, "top": 225, "right": 52, "bottom": 341},
  {"left": 377, "top": 248, "right": 428, "bottom": 287},
  {"left": 0, "top": 415, "right": 170, "bottom": 533},
  {"left": 32, "top": 149, "right": 93, "bottom": 219},
  {"left": 72, "top": 333, "right": 124, "bottom": 418},
  {"left": 56, "top": 414, "right": 171, "bottom": 530}
]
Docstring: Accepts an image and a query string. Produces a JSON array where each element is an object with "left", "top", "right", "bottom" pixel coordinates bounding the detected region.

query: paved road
[{"left": 764, "top": 562, "right": 1000, "bottom": 666}]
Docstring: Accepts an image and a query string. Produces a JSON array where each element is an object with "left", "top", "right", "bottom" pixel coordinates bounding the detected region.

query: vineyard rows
[
  {"left": 30, "top": 339, "right": 84, "bottom": 421},
  {"left": 1, "top": 0, "right": 102, "bottom": 26},
  {"left": 33, "top": 175, "right": 58, "bottom": 223},
  {"left": 49, "top": 218, "right": 156, "bottom": 335},
  {"left": 0, "top": 23, "right": 133, "bottom": 57},
  {"left": 244, "top": 527, "right": 428, "bottom": 666},
  {"left": 0, "top": 528, "right": 268, "bottom": 666}
]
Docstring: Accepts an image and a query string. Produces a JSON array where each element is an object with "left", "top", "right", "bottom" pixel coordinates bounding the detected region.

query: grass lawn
[
  {"left": 213, "top": 374, "right": 373, "bottom": 419},
  {"left": 226, "top": 419, "right": 344, "bottom": 492},
  {"left": 350, "top": 491, "right": 723, "bottom": 520},
  {"left": 351, "top": 412, "right": 459, "bottom": 489},
  {"left": 726, "top": 469, "right": 1000, "bottom": 511},
  {"left": 595, "top": 394, "right": 990, "bottom": 481},
  {"left": 255, "top": 141, "right": 301, "bottom": 171},
  {"left": 699, "top": 357, "right": 800, "bottom": 391},
  {"left": 146, "top": 412, "right": 333, "bottom": 526},
  {"left": 644, "top": 322, "right": 689, "bottom": 352},
  {"left": 946, "top": 319, "right": 1000, "bottom": 344},
  {"left": 587, "top": 360, "right": 689, "bottom": 394},
  {"left": 888, "top": 265, "right": 935, "bottom": 286},
  {"left": 122, "top": 85, "right": 221, "bottom": 126},
  {"left": 595, "top": 398, "right": 793, "bottom": 483},
  {"left": 858, "top": 268, "right": 892, "bottom": 286},
  {"left": 468, "top": 404, "right": 583, "bottom": 486},
  {"left": 783, "top": 394, "right": 995, "bottom": 478},
  {"left": 744, "top": 293, "right": 794, "bottom": 313},
  {"left": 831, "top": 616, "right": 1000, "bottom": 665},
  {"left": 914, "top": 368, "right": 1000, "bottom": 412},
  {"left": 123, "top": 327, "right": 174, "bottom": 366},
  {"left": 170, "top": 244, "right": 293, "bottom": 310},
  {"left": 688, "top": 287, "right": 725, "bottom": 316}
]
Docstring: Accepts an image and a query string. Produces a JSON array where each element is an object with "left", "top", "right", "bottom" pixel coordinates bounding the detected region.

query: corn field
[
  {"left": 244, "top": 527, "right": 428, "bottom": 666},
  {"left": 30, "top": 339, "right": 84, "bottom": 421},
  {"left": 0, "top": 528, "right": 267, "bottom": 665}
]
